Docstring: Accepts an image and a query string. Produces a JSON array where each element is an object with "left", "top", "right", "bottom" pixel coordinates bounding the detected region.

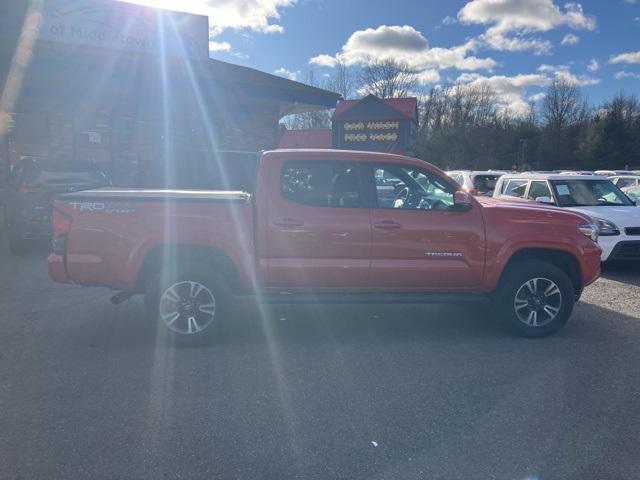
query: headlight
[
  {"left": 578, "top": 223, "right": 599, "bottom": 242},
  {"left": 593, "top": 217, "right": 620, "bottom": 236}
]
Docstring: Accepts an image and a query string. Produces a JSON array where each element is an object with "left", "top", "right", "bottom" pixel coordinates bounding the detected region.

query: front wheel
[
  {"left": 495, "top": 260, "right": 575, "bottom": 338},
  {"left": 145, "top": 266, "right": 228, "bottom": 340}
]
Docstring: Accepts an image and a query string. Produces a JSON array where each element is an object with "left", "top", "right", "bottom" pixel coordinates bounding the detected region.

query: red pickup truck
[{"left": 48, "top": 150, "right": 601, "bottom": 338}]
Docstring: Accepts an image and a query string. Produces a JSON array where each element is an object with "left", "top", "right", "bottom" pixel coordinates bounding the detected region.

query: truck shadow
[
  {"left": 95, "top": 294, "right": 636, "bottom": 350},
  {"left": 601, "top": 261, "right": 640, "bottom": 286}
]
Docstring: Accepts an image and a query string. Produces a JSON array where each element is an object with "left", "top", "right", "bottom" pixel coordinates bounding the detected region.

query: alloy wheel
[
  {"left": 159, "top": 281, "right": 216, "bottom": 335},
  {"left": 513, "top": 277, "right": 562, "bottom": 327}
]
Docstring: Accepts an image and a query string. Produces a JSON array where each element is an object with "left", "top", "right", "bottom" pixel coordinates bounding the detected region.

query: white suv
[
  {"left": 494, "top": 173, "right": 640, "bottom": 262},
  {"left": 446, "top": 170, "right": 505, "bottom": 196}
]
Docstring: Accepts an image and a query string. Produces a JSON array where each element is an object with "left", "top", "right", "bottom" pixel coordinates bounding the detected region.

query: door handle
[
  {"left": 374, "top": 220, "right": 402, "bottom": 230},
  {"left": 275, "top": 218, "right": 304, "bottom": 227}
]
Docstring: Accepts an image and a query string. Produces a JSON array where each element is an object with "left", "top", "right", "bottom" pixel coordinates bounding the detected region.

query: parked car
[
  {"left": 610, "top": 175, "right": 640, "bottom": 189},
  {"left": 4, "top": 159, "right": 110, "bottom": 252},
  {"left": 446, "top": 170, "right": 504, "bottom": 196},
  {"left": 494, "top": 173, "right": 640, "bottom": 262},
  {"left": 48, "top": 149, "right": 601, "bottom": 339},
  {"left": 622, "top": 185, "right": 640, "bottom": 204}
]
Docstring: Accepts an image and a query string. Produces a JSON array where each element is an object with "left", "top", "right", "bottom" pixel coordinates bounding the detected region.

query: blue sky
[{"left": 132, "top": 0, "right": 640, "bottom": 114}]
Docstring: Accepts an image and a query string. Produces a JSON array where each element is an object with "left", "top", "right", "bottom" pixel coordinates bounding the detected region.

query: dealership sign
[{"left": 38, "top": 0, "right": 209, "bottom": 59}]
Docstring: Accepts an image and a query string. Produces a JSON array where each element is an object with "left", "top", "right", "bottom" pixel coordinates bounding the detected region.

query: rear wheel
[
  {"left": 145, "top": 266, "right": 229, "bottom": 341},
  {"left": 495, "top": 260, "right": 575, "bottom": 337}
]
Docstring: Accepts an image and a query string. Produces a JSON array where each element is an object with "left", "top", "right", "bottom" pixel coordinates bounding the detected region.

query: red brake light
[
  {"left": 52, "top": 209, "right": 71, "bottom": 237},
  {"left": 465, "top": 187, "right": 478, "bottom": 195}
]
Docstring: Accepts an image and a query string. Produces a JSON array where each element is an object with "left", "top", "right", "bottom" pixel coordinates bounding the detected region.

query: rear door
[
  {"left": 263, "top": 159, "right": 372, "bottom": 290},
  {"left": 366, "top": 163, "right": 486, "bottom": 290}
]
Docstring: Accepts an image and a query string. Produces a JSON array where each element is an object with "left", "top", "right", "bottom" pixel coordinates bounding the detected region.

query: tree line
[{"left": 285, "top": 60, "right": 640, "bottom": 171}]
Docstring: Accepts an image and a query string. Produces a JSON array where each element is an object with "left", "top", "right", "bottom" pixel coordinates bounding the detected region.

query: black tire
[
  {"left": 495, "top": 259, "right": 575, "bottom": 338},
  {"left": 144, "top": 264, "right": 230, "bottom": 343}
]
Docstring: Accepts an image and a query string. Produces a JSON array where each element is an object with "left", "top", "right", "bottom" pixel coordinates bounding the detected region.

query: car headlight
[
  {"left": 593, "top": 217, "right": 620, "bottom": 236},
  {"left": 578, "top": 223, "right": 599, "bottom": 242}
]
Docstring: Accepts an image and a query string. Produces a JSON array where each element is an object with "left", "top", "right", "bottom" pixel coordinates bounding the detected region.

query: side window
[
  {"left": 449, "top": 173, "right": 463, "bottom": 185},
  {"left": 372, "top": 164, "right": 455, "bottom": 210},
  {"left": 527, "top": 181, "right": 552, "bottom": 200},
  {"left": 281, "top": 161, "right": 363, "bottom": 208},
  {"left": 617, "top": 178, "right": 637, "bottom": 189},
  {"left": 502, "top": 179, "right": 528, "bottom": 198}
]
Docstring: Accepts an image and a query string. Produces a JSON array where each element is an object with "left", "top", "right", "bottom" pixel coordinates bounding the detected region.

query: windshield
[{"left": 550, "top": 179, "right": 634, "bottom": 207}]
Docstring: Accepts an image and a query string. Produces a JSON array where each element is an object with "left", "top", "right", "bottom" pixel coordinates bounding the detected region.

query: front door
[
  {"left": 366, "top": 163, "right": 485, "bottom": 290},
  {"left": 263, "top": 159, "right": 371, "bottom": 290}
]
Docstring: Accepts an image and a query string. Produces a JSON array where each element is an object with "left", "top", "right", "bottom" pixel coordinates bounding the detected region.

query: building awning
[{"left": 1, "top": 44, "right": 340, "bottom": 118}]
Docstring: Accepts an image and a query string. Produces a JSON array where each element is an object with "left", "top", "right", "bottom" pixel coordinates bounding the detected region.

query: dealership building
[{"left": 0, "top": 0, "right": 340, "bottom": 186}]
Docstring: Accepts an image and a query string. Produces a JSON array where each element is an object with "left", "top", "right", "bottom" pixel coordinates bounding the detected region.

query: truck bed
[{"left": 49, "top": 188, "right": 255, "bottom": 291}]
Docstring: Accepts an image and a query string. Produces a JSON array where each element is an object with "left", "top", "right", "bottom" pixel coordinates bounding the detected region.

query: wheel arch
[
  {"left": 136, "top": 244, "right": 247, "bottom": 294},
  {"left": 497, "top": 248, "right": 583, "bottom": 297}
]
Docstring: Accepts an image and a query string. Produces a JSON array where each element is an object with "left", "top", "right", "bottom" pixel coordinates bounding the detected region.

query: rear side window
[
  {"left": 23, "top": 170, "right": 109, "bottom": 187},
  {"left": 281, "top": 161, "right": 364, "bottom": 208},
  {"left": 502, "top": 179, "right": 528, "bottom": 198},
  {"left": 472, "top": 174, "right": 501, "bottom": 192},
  {"left": 616, "top": 178, "right": 638, "bottom": 189},
  {"left": 527, "top": 181, "right": 552, "bottom": 200}
]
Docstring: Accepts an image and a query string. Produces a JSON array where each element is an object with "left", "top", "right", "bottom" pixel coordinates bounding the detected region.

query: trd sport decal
[{"left": 68, "top": 202, "right": 135, "bottom": 214}]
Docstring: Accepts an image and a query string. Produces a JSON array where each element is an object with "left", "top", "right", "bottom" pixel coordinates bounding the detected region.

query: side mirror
[
  {"left": 451, "top": 190, "right": 473, "bottom": 212},
  {"left": 535, "top": 196, "right": 554, "bottom": 204}
]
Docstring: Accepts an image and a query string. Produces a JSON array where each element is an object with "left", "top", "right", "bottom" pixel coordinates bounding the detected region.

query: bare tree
[
  {"left": 358, "top": 59, "right": 418, "bottom": 99},
  {"left": 541, "top": 78, "right": 589, "bottom": 130},
  {"left": 325, "top": 61, "right": 355, "bottom": 100},
  {"left": 282, "top": 70, "right": 331, "bottom": 129}
]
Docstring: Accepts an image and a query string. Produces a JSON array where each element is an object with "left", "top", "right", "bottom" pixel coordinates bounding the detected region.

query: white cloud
[
  {"left": 537, "top": 64, "right": 600, "bottom": 86},
  {"left": 274, "top": 67, "right": 301, "bottom": 81},
  {"left": 455, "top": 72, "right": 550, "bottom": 115},
  {"left": 615, "top": 70, "right": 640, "bottom": 80},
  {"left": 416, "top": 69, "right": 441, "bottom": 84},
  {"left": 455, "top": 63, "right": 599, "bottom": 116},
  {"left": 308, "top": 25, "right": 496, "bottom": 74},
  {"left": 309, "top": 54, "right": 339, "bottom": 67},
  {"left": 529, "top": 92, "right": 546, "bottom": 102},
  {"left": 609, "top": 51, "right": 640, "bottom": 64},
  {"left": 561, "top": 33, "right": 580, "bottom": 45},
  {"left": 458, "top": 0, "right": 596, "bottom": 53},
  {"left": 209, "top": 40, "right": 231, "bottom": 52},
  {"left": 128, "top": 0, "right": 294, "bottom": 54},
  {"left": 482, "top": 31, "right": 552, "bottom": 54},
  {"left": 587, "top": 58, "right": 599, "bottom": 71},
  {"left": 442, "top": 16, "right": 457, "bottom": 25}
]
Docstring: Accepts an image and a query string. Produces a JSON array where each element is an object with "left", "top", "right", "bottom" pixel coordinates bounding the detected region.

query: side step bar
[{"left": 255, "top": 292, "right": 486, "bottom": 305}]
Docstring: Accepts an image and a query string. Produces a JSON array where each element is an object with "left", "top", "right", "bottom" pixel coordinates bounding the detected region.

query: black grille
[
  {"left": 611, "top": 241, "right": 640, "bottom": 259},
  {"left": 625, "top": 227, "right": 640, "bottom": 236}
]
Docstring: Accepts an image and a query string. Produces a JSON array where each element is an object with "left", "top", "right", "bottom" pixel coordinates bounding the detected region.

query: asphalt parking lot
[{"left": 1, "top": 238, "right": 639, "bottom": 480}]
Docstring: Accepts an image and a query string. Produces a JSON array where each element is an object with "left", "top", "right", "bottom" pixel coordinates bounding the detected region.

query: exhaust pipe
[{"left": 110, "top": 291, "right": 132, "bottom": 305}]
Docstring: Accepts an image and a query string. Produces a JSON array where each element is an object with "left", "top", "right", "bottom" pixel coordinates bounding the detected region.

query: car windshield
[{"left": 550, "top": 179, "right": 634, "bottom": 207}]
